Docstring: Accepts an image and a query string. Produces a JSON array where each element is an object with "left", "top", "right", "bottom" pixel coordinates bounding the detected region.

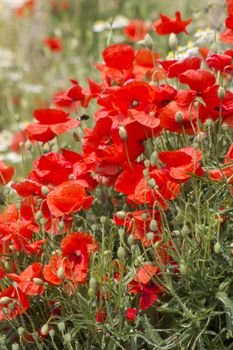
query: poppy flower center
[{"left": 131, "top": 100, "right": 140, "bottom": 108}]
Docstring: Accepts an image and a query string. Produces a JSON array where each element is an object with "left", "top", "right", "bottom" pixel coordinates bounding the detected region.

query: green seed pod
[
  {"left": 58, "top": 322, "right": 65, "bottom": 332},
  {"left": 63, "top": 333, "right": 72, "bottom": 343},
  {"left": 8, "top": 303, "right": 16, "bottom": 312},
  {"left": 127, "top": 234, "right": 135, "bottom": 245},
  {"left": 149, "top": 219, "right": 158, "bottom": 231},
  {"left": 218, "top": 86, "right": 226, "bottom": 100},
  {"left": 148, "top": 178, "right": 156, "bottom": 188},
  {"left": 180, "top": 262, "right": 187, "bottom": 275},
  {"left": 12, "top": 344, "right": 19, "bottom": 350},
  {"left": 117, "top": 246, "right": 126, "bottom": 259},
  {"left": 143, "top": 169, "right": 149, "bottom": 177},
  {"left": 89, "top": 277, "right": 97, "bottom": 289},
  {"left": 41, "top": 186, "right": 49, "bottom": 196},
  {"left": 49, "top": 329, "right": 55, "bottom": 338},
  {"left": 214, "top": 241, "right": 221, "bottom": 254},
  {"left": 100, "top": 216, "right": 106, "bottom": 224},
  {"left": 41, "top": 324, "right": 49, "bottom": 336},
  {"left": 144, "top": 34, "right": 153, "bottom": 50},
  {"left": 175, "top": 111, "right": 183, "bottom": 123},
  {"left": 141, "top": 212, "right": 147, "bottom": 221},
  {"left": 222, "top": 123, "right": 229, "bottom": 131},
  {"left": 119, "top": 126, "right": 128, "bottom": 141},
  {"left": 0, "top": 297, "right": 11, "bottom": 305},
  {"left": 58, "top": 221, "right": 65, "bottom": 230},
  {"left": 33, "top": 278, "right": 44, "bottom": 285},
  {"left": 116, "top": 211, "right": 126, "bottom": 219},
  {"left": 146, "top": 231, "right": 154, "bottom": 241},
  {"left": 168, "top": 33, "right": 178, "bottom": 50},
  {"left": 88, "top": 288, "right": 96, "bottom": 298},
  {"left": 57, "top": 266, "right": 64, "bottom": 279},
  {"left": 118, "top": 228, "right": 125, "bottom": 239},
  {"left": 205, "top": 118, "right": 213, "bottom": 127},
  {"left": 181, "top": 225, "right": 190, "bottom": 236},
  {"left": 18, "top": 327, "right": 25, "bottom": 336}
]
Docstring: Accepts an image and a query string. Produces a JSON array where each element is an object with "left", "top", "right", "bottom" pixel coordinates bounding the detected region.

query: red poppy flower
[
  {"left": 14, "top": 0, "right": 35, "bottom": 17},
  {"left": 158, "top": 147, "right": 203, "bottom": 182},
  {"left": 0, "top": 161, "right": 14, "bottom": 185},
  {"left": 126, "top": 308, "right": 138, "bottom": 321},
  {"left": 0, "top": 286, "right": 29, "bottom": 320},
  {"left": 7, "top": 263, "right": 44, "bottom": 296},
  {"left": 47, "top": 180, "right": 92, "bottom": 217},
  {"left": 124, "top": 20, "right": 149, "bottom": 42},
  {"left": 152, "top": 11, "right": 192, "bottom": 35},
  {"left": 128, "top": 264, "right": 163, "bottom": 310},
  {"left": 27, "top": 108, "right": 80, "bottom": 143},
  {"left": 102, "top": 44, "right": 135, "bottom": 70},
  {"left": 61, "top": 232, "right": 98, "bottom": 283},
  {"left": 43, "top": 253, "right": 67, "bottom": 285},
  {"left": 165, "top": 56, "right": 201, "bottom": 78},
  {"left": 206, "top": 53, "right": 232, "bottom": 72},
  {"left": 179, "top": 69, "right": 216, "bottom": 92},
  {"left": 43, "top": 37, "right": 63, "bottom": 52}
]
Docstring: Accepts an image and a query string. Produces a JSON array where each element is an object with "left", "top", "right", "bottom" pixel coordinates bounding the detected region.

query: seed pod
[
  {"left": 168, "top": 33, "right": 178, "bottom": 50},
  {"left": 141, "top": 212, "right": 147, "bottom": 220},
  {"left": 41, "top": 186, "right": 49, "bottom": 196},
  {"left": 144, "top": 34, "right": 153, "bottom": 50},
  {"left": 119, "top": 126, "right": 128, "bottom": 141},
  {"left": 12, "top": 344, "right": 19, "bottom": 350},
  {"left": 89, "top": 277, "right": 97, "bottom": 289},
  {"left": 116, "top": 211, "right": 126, "bottom": 219},
  {"left": 41, "top": 324, "right": 49, "bottom": 336},
  {"left": 33, "top": 278, "right": 44, "bottom": 285},
  {"left": 0, "top": 297, "right": 11, "bottom": 305},
  {"left": 214, "top": 241, "right": 221, "bottom": 254},
  {"left": 175, "top": 111, "right": 183, "bottom": 123},
  {"left": 146, "top": 231, "right": 154, "bottom": 241},
  {"left": 18, "top": 327, "right": 25, "bottom": 336},
  {"left": 49, "top": 329, "right": 55, "bottom": 338},
  {"left": 218, "top": 86, "right": 225, "bottom": 100},
  {"left": 57, "top": 266, "right": 64, "bottom": 279},
  {"left": 181, "top": 225, "right": 190, "bottom": 236},
  {"left": 149, "top": 219, "right": 158, "bottom": 231},
  {"left": 180, "top": 262, "right": 187, "bottom": 275},
  {"left": 148, "top": 178, "right": 156, "bottom": 188},
  {"left": 58, "top": 322, "right": 65, "bottom": 332},
  {"left": 127, "top": 234, "right": 135, "bottom": 245},
  {"left": 88, "top": 288, "right": 96, "bottom": 298},
  {"left": 117, "top": 246, "right": 126, "bottom": 259}
]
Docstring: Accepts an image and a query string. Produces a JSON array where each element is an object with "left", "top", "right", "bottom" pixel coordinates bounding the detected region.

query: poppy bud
[
  {"left": 58, "top": 322, "right": 65, "bottom": 332},
  {"left": 33, "top": 277, "right": 44, "bottom": 285},
  {"left": 214, "top": 241, "right": 221, "bottom": 254},
  {"left": 8, "top": 303, "right": 16, "bottom": 312},
  {"left": 127, "top": 234, "right": 135, "bottom": 245},
  {"left": 15, "top": 200, "right": 21, "bottom": 210},
  {"left": 57, "top": 266, "right": 64, "bottom": 279},
  {"left": 49, "top": 329, "right": 55, "bottom": 338},
  {"left": 218, "top": 86, "right": 225, "bottom": 100},
  {"left": 117, "top": 246, "right": 126, "bottom": 259},
  {"left": 146, "top": 231, "right": 154, "bottom": 241},
  {"left": 119, "top": 126, "right": 128, "bottom": 141},
  {"left": 18, "top": 327, "right": 25, "bottom": 336},
  {"left": 41, "top": 186, "right": 49, "bottom": 196},
  {"left": 205, "top": 119, "right": 213, "bottom": 128},
  {"left": 144, "top": 34, "right": 153, "bottom": 50},
  {"left": 141, "top": 212, "right": 147, "bottom": 220},
  {"left": 149, "top": 219, "right": 158, "bottom": 231},
  {"left": 116, "top": 211, "right": 126, "bottom": 219},
  {"left": 0, "top": 297, "right": 11, "bottom": 305},
  {"left": 39, "top": 217, "right": 46, "bottom": 226},
  {"left": 88, "top": 288, "right": 96, "bottom": 298},
  {"left": 172, "top": 230, "right": 181, "bottom": 236},
  {"left": 89, "top": 277, "right": 97, "bottom": 289},
  {"left": 175, "top": 111, "right": 183, "bottom": 123},
  {"left": 180, "top": 262, "right": 187, "bottom": 275},
  {"left": 143, "top": 169, "right": 149, "bottom": 177},
  {"left": 12, "top": 344, "right": 19, "bottom": 350},
  {"left": 222, "top": 123, "right": 229, "bottom": 131},
  {"left": 41, "top": 324, "right": 49, "bottom": 336},
  {"left": 181, "top": 225, "right": 190, "bottom": 236},
  {"left": 168, "top": 33, "right": 177, "bottom": 50},
  {"left": 148, "top": 178, "right": 156, "bottom": 188},
  {"left": 35, "top": 210, "right": 42, "bottom": 221},
  {"left": 100, "top": 216, "right": 106, "bottom": 224},
  {"left": 118, "top": 228, "right": 125, "bottom": 239},
  {"left": 63, "top": 333, "right": 72, "bottom": 343},
  {"left": 58, "top": 221, "right": 65, "bottom": 230}
]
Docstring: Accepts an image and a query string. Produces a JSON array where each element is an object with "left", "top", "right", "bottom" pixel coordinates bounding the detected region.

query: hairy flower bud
[
  {"left": 119, "top": 126, "right": 128, "bottom": 141},
  {"left": 168, "top": 33, "right": 178, "bottom": 50},
  {"left": 218, "top": 86, "right": 225, "bottom": 100},
  {"left": 175, "top": 111, "right": 183, "bottom": 123},
  {"left": 117, "top": 246, "right": 126, "bottom": 259}
]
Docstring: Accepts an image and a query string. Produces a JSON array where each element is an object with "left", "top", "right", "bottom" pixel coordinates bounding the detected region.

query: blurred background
[{"left": 0, "top": 0, "right": 227, "bottom": 163}]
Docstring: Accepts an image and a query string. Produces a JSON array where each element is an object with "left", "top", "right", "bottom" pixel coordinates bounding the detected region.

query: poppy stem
[{"left": 124, "top": 141, "right": 133, "bottom": 169}]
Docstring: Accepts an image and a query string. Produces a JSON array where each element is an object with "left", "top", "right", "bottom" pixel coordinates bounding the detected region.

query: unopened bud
[
  {"left": 100, "top": 216, "right": 106, "bottom": 224},
  {"left": 88, "top": 288, "right": 95, "bottom": 298},
  {"left": 18, "top": 327, "right": 25, "bottom": 336},
  {"left": 148, "top": 178, "right": 156, "bottom": 188},
  {"left": 33, "top": 277, "right": 44, "bottom": 285},
  {"left": 25, "top": 140, "right": 32, "bottom": 151},
  {"left": 117, "top": 246, "right": 126, "bottom": 259},
  {"left": 141, "top": 212, "right": 147, "bottom": 220},
  {"left": 49, "top": 329, "right": 55, "bottom": 338},
  {"left": 181, "top": 225, "right": 190, "bottom": 236},
  {"left": 63, "top": 333, "right": 72, "bottom": 343},
  {"left": 149, "top": 219, "right": 158, "bottom": 231},
  {"left": 116, "top": 211, "right": 126, "bottom": 219},
  {"left": 119, "top": 126, "right": 128, "bottom": 141},
  {"left": 146, "top": 231, "right": 154, "bottom": 241},
  {"left": 0, "top": 297, "right": 11, "bottom": 305},
  {"left": 144, "top": 159, "right": 150, "bottom": 168},
  {"left": 222, "top": 123, "right": 229, "bottom": 131},
  {"left": 127, "top": 234, "right": 135, "bottom": 245},
  {"left": 175, "top": 111, "right": 183, "bottom": 123},
  {"left": 205, "top": 118, "right": 213, "bottom": 127},
  {"left": 41, "top": 324, "right": 49, "bottom": 336},
  {"left": 168, "top": 33, "right": 178, "bottom": 50},
  {"left": 218, "top": 86, "right": 226, "bottom": 100},
  {"left": 12, "top": 344, "right": 19, "bottom": 350},
  {"left": 57, "top": 266, "right": 64, "bottom": 279},
  {"left": 89, "top": 277, "right": 97, "bottom": 289},
  {"left": 41, "top": 186, "right": 49, "bottom": 196},
  {"left": 214, "top": 241, "right": 221, "bottom": 254},
  {"left": 144, "top": 34, "right": 153, "bottom": 50},
  {"left": 180, "top": 262, "right": 187, "bottom": 275},
  {"left": 58, "top": 322, "right": 65, "bottom": 332}
]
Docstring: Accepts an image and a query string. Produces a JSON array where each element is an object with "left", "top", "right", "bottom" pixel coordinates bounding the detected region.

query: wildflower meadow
[{"left": 0, "top": 0, "right": 232, "bottom": 349}]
